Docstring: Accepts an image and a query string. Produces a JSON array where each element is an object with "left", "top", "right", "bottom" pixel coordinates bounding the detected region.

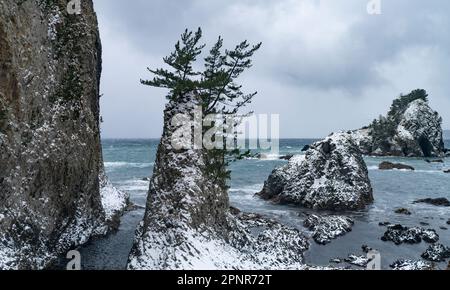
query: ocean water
[{"left": 77, "top": 139, "right": 450, "bottom": 270}]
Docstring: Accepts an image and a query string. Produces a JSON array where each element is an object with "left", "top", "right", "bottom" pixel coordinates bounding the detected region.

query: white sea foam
[{"left": 104, "top": 162, "right": 154, "bottom": 169}]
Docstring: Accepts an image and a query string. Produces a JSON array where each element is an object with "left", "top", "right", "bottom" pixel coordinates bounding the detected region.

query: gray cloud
[{"left": 94, "top": 0, "right": 450, "bottom": 138}]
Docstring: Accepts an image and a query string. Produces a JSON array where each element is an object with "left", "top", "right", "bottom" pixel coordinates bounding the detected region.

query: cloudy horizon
[{"left": 94, "top": 0, "right": 450, "bottom": 139}]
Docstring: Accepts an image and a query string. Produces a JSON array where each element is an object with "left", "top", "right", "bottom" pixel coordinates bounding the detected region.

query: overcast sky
[{"left": 93, "top": 0, "right": 450, "bottom": 139}]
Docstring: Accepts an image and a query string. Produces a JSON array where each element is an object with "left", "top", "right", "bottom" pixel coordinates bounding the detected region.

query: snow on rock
[
  {"left": 381, "top": 224, "right": 439, "bottom": 245},
  {"left": 303, "top": 214, "right": 354, "bottom": 245},
  {"left": 0, "top": 1, "right": 108, "bottom": 269},
  {"left": 257, "top": 132, "right": 374, "bottom": 211},
  {"left": 344, "top": 255, "right": 370, "bottom": 268},
  {"left": 390, "top": 260, "right": 433, "bottom": 270},
  {"left": 421, "top": 243, "right": 450, "bottom": 262},
  {"left": 127, "top": 94, "right": 310, "bottom": 270},
  {"left": 350, "top": 96, "right": 445, "bottom": 157},
  {"left": 99, "top": 170, "right": 130, "bottom": 227}
]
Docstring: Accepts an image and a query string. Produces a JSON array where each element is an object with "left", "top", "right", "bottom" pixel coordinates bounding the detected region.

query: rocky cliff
[
  {"left": 0, "top": 0, "right": 125, "bottom": 269},
  {"left": 258, "top": 132, "right": 373, "bottom": 211},
  {"left": 351, "top": 90, "right": 445, "bottom": 157},
  {"left": 127, "top": 94, "right": 310, "bottom": 270}
]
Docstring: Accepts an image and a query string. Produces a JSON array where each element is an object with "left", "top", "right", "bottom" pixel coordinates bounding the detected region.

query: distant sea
[{"left": 74, "top": 139, "right": 450, "bottom": 270}]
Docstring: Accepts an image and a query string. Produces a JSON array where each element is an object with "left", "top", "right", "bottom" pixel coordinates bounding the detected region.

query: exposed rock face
[
  {"left": 258, "top": 132, "right": 373, "bottom": 211},
  {"left": 127, "top": 94, "right": 310, "bottom": 270},
  {"left": 379, "top": 162, "right": 414, "bottom": 171},
  {"left": 381, "top": 225, "right": 439, "bottom": 245},
  {"left": 303, "top": 214, "right": 354, "bottom": 245},
  {"left": 421, "top": 243, "right": 450, "bottom": 262},
  {"left": 0, "top": 0, "right": 122, "bottom": 269},
  {"left": 351, "top": 90, "right": 445, "bottom": 157}
]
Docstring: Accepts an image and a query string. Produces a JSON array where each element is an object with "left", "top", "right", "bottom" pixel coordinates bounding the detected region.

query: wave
[
  {"left": 229, "top": 184, "right": 263, "bottom": 195},
  {"left": 104, "top": 162, "right": 154, "bottom": 169},
  {"left": 367, "top": 165, "right": 444, "bottom": 174}
]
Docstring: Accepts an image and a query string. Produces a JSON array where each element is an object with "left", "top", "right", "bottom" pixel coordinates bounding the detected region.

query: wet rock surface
[
  {"left": 379, "top": 162, "right": 415, "bottom": 171},
  {"left": 413, "top": 198, "right": 450, "bottom": 207}
]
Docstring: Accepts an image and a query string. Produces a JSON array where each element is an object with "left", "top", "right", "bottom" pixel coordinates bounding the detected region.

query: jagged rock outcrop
[
  {"left": 127, "top": 94, "right": 310, "bottom": 270},
  {"left": 0, "top": 0, "right": 125, "bottom": 269},
  {"left": 421, "top": 243, "right": 450, "bottom": 262},
  {"left": 381, "top": 225, "right": 439, "bottom": 245},
  {"left": 257, "top": 132, "right": 373, "bottom": 211},
  {"left": 351, "top": 90, "right": 445, "bottom": 157},
  {"left": 303, "top": 214, "right": 354, "bottom": 245}
]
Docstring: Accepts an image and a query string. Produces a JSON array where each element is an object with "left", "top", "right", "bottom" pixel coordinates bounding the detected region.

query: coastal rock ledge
[
  {"left": 127, "top": 94, "right": 310, "bottom": 270},
  {"left": 257, "top": 132, "right": 374, "bottom": 211}
]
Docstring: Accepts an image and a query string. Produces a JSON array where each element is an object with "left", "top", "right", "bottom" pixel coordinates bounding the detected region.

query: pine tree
[{"left": 141, "top": 28, "right": 262, "bottom": 189}]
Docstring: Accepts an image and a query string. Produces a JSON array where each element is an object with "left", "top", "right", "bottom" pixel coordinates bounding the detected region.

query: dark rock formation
[
  {"left": 303, "top": 214, "right": 354, "bottom": 245},
  {"left": 257, "top": 132, "right": 373, "bottom": 211},
  {"left": 0, "top": 0, "right": 126, "bottom": 269},
  {"left": 351, "top": 90, "right": 445, "bottom": 157},
  {"left": 379, "top": 221, "right": 391, "bottom": 227},
  {"left": 395, "top": 208, "right": 412, "bottom": 215},
  {"left": 390, "top": 260, "right": 433, "bottom": 270},
  {"left": 127, "top": 94, "right": 310, "bottom": 269},
  {"left": 444, "top": 169, "right": 450, "bottom": 174},
  {"left": 425, "top": 159, "right": 444, "bottom": 163},
  {"left": 379, "top": 162, "right": 415, "bottom": 171},
  {"left": 413, "top": 198, "right": 450, "bottom": 207},
  {"left": 279, "top": 154, "right": 294, "bottom": 161},
  {"left": 381, "top": 224, "right": 439, "bottom": 245},
  {"left": 301, "top": 145, "right": 310, "bottom": 152},
  {"left": 421, "top": 244, "right": 450, "bottom": 262}
]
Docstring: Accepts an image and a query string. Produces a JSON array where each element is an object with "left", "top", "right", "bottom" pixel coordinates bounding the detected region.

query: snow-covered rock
[
  {"left": 381, "top": 225, "right": 439, "bottom": 245},
  {"left": 390, "top": 260, "right": 433, "bottom": 270},
  {"left": 344, "top": 255, "right": 370, "bottom": 268},
  {"left": 0, "top": 0, "right": 111, "bottom": 269},
  {"left": 421, "top": 243, "right": 450, "bottom": 262},
  {"left": 127, "top": 94, "right": 310, "bottom": 270},
  {"left": 350, "top": 92, "right": 445, "bottom": 157},
  {"left": 99, "top": 170, "right": 130, "bottom": 229},
  {"left": 303, "top": 214, "right": 354, "bottom": 245},
  {"left": 258, "top": 132, "right": 374, "bottom": 211}
]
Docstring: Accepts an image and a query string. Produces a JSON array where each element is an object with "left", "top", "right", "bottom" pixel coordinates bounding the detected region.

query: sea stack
[
  {"left": 127, "top": 93, "right": 310, "bottom": 270},
  {"left": 0, "top": 0, "right": 126, "bottom": 269},
  {"left": 258, "top": 132, "right": 374, "bottom": 211},
  {"left": 351, "top": 89, "right": 445, "bottom": 157}
]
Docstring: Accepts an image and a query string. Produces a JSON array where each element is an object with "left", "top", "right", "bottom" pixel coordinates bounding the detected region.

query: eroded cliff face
[
  {"left": 127, "top": 94, "right": 310, "bottom": 270},
  {"left": 0, "top": 0, "right": 106, "bottom": 269}
]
